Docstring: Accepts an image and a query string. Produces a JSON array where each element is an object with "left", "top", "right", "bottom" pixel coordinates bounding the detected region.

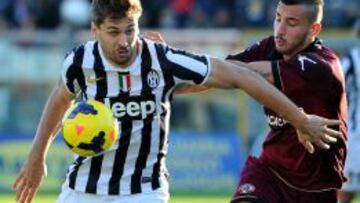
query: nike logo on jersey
[
  {"left": 87, "top": 76, "right": 105, "bottom": 83},
  {"left": 297, "top": 55, "right": 317, "bottom": 71}
]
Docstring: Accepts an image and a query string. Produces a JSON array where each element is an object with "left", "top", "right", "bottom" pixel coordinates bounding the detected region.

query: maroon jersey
[{"left": 227, "top": 36, "right": 347, "bottom": 190}]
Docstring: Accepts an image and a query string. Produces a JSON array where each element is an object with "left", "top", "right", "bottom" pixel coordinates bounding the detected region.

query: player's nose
[
  {"left": 275, "top": 22, "right": 287, "bottom": 36},
  {"left": 117, "top": 34, "right": 128, "bottom": 47}
]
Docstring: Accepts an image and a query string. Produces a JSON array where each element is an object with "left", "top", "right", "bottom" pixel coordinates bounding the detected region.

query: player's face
[
  {"left": 273, "top": 2, "right": 315, "bottom": 58},
  {"left": 92, "top": 16, "right": 139, "bottom": 67}
]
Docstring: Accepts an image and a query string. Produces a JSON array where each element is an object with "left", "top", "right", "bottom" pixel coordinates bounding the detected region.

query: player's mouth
[
  {"left": 275, "top": 37, "right": 286, "bottom": 47},
  {"left": 116, "top": 48, "right": 129, "bottom": 57}
]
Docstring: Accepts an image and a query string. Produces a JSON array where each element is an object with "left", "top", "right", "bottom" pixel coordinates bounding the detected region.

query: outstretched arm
[
  {"left": 204, "top": 57, "right": 341, "bottom": 153},
  {"left": 144, "top": 31, "right": 341, "bottom": 153},
  {"left": 12, "top": 80, "right": 74, "bottom": 203}
]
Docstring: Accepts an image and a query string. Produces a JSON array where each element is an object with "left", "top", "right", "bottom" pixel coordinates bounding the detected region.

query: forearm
[
  {"left": 174, "top": 84, "right": 209, "bottom": 94},
  {"left": 29, "top": 85, "right": 73, "bottom": 161},
  {"left": 233, "top": 66, "right": 307, "bottom": 128},
  {"left": 206, "top": 58, "right": 307, "bottom": 129},
  {"left": 228, "top": 60, "right": 275, "bottom": 84}
]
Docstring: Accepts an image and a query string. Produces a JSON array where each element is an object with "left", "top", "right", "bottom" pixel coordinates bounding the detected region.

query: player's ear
[
  {"left": 310, "top": 23, "right": 322, "bottom": 37},
  {"left": 91, "top": 22, "right": 98, "bottom": 39}
]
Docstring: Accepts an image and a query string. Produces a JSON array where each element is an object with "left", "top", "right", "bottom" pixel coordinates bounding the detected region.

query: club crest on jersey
[
  {"left": 147, "top": 70, "right": 160, "bottom": 89},
  {"left": 238, "top": 183, "right": 255, "bottom": 194}
]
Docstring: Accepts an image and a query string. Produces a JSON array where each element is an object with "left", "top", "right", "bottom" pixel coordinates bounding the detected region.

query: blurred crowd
[{"left": 0, "top": 0, "right": 359, "bottom": 31}]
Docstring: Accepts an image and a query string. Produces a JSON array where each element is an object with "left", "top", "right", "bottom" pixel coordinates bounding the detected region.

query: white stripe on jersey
[
  {"left": 82, "top": 41, "right": 96, "bottom": 68},
  {"left": 105, "top": 71, "right": 120, "bottom": 97},
  {"left": 95, "top": 152, "right": 116, "bottom": 194},
  {"left": 166, "top": 49, "right": 209, "bottom": 80},
  {"left": 74, "top": 157, "right": 91, "bottom": 192},
  {"left": 119, "top": 120, "right": 144, "bottom": 195}
]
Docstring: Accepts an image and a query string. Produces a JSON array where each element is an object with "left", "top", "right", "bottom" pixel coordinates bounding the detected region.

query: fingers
[
  {"left": 143, "top": 31, "right": 165, "bottom": 43},
  {"left": 323, "top": 119, "right": 342, "bottom": 126},
  {"left": 18, "top": 185, "right": 31, "bottom": 203},
  {"left": 16, "top": 181, "right": 29, "bottom": 203},
  {"left": 323, "top": 126, "right": 342, "bottom": 138},
  {"left": 16, "top": 181, "right": 37, "bottom": 203},
  {"left": 26, "top": 186, "right": 38, "bottom": 203},
  {"left": 13, "top": 174, "right": 35, "bottom": 203},
  {"left": 314, "top": 139, "right": 331, "bottom": 150},
  {"left": 297, "top": 132, "right": 314, "bottom": 154},
  {"left": 13, "top": 173, "right": 24, "bottom": 191},
  {"left": 303, "top": 140, "right": 315, "bottom": 154},
  {"left": 321, "top": 133, "right": 337, "bottom": 144}
]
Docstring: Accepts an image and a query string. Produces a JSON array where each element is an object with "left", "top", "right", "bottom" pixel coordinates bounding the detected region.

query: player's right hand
[
  {"left": 12, "top": 157, "right": 47, "bottom": 203},
  {"left": 143, "top": 31, "right": 166, "bottom": 44},
  {"left": 296, "top": 114, "right": 342, "bottom": 154}
]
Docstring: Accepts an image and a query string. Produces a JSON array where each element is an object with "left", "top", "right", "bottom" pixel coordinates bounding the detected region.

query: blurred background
[{"left": 0, "top": 0, "right": 359, "bottom": 201}]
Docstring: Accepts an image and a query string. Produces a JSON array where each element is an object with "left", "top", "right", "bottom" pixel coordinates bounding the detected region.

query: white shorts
[
  {"left": 342, "top": 133, "right": 360, "bottom": 191},
  {"left": 56, "top": 185, "right": 170, "bottom": 203}
]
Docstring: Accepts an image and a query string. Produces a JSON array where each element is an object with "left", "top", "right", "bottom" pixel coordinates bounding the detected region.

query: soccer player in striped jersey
[
  {"left": 13, "top": 0, "right": 342, "bottom": 203},
  {"left": 338, "top": 19, "right": 360, "bottom": 203}
]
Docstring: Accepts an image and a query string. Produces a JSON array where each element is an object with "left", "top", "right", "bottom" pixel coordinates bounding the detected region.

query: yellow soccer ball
[{"left": 61, "top": 99, "right": 118, "bottom": 156}]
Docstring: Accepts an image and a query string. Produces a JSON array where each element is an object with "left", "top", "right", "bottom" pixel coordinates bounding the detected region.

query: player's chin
[
  {"left": 275, "top": 46, "right": 288, "bottom": 54},
  {"left": 114, "top": 56, "right": 131, "bottom": 66}
]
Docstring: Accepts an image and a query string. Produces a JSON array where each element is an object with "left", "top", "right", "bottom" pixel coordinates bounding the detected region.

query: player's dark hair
[
  {"left": 280, "top": 0, "right": 323, "bottom": 23},
  {"left": 91, "top": 0, "right": 143, "bottom": 26}
]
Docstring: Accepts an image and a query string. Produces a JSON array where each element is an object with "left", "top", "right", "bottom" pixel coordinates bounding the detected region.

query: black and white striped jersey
[
  {"left": 342, "top": 46, "right": 360, "bottom": 135},
  {"left": 61, "top": 38, "right": 211, "bottom": 195}
]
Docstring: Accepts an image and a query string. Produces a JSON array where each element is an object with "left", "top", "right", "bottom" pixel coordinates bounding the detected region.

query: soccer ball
[{"left": 61, "top": 99, "right": 118, "bottom": 156}]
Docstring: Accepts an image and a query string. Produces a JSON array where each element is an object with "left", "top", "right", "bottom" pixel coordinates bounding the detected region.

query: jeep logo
[{"left": 104, "top": 95, "right": 156, "bottom": 121}]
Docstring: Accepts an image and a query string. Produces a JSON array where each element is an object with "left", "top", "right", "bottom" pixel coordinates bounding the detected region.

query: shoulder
[
  {"left": 226, "top": 36, "right": 275, "bottom": 61},
  {"left": 289, "top": 47, "right": 338, "bottom": 73},
  {"left": 245, "top": 36, "right": 274, "bottom": 50},
  {"left": 65, "top": 41, "right": 97, "bottom": 59}
]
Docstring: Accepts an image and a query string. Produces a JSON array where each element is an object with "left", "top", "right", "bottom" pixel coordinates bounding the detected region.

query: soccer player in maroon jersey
[
  {"left": 225, "top": 0, "right": 347, "bottom": 202},
  {"left": 145, "top": 0, "right": 348, "bottom": 202}
]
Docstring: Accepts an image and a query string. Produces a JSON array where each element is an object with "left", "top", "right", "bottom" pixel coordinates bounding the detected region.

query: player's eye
[
  {"left": 287, "top": 21, "right": 298, "bottom": 27},
  {"left": 125, "top": 29, "right": 134, "bottom": 35},
  {"left": 108, "top": 31, "right": 119, "bottom": 36}
]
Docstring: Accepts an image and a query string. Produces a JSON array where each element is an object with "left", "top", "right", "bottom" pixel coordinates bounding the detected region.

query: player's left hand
[
  {"left": 296, "top": 114, "right": 342, "bottom": 154},
  {"left": 12, "top": 157, "right": 47, "bottom": 203},
  {"left": 143, "top": 31, "right": 166, "bottom": 44}
]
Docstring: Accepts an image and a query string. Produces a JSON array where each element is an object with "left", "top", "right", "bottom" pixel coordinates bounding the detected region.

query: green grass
[
  {"left": 2, "top": 193, "right": 360, "bottom": 203},
  {"left": 1, "top": 193, "right": 231, "bottom": 203}
]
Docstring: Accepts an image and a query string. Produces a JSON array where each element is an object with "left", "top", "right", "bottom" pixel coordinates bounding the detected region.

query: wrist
[
  {"left": 28, "top": 148, "right": 47, "bottom": 163},
  {"left": 292, "top": 111, "right": 308, "bottom": 130}
]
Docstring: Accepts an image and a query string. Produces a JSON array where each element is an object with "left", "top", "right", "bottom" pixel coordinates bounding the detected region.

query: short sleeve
[
  {"left": 61, "top": 51, "right": 80, "bottom": 95},
  {"left": 162, "top": 46, "right": 211, "bottom": 85},
  {"left": 226, "top": 37, "right": 272, "bottom": 62}
]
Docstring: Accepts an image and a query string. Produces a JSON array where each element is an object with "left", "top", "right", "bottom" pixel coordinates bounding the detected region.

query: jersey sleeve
[
  {"left": 160, "top": 45, "right": 211, "bottom": 85},
  {"left": 226, "top": 38, "right": 271, "bottom": 62},
  {"left": 272, "top": 53, "right": 336, "bottom": 95},
  {"left": 61, "top": 48, "right": 83, "bottom": 95}
]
